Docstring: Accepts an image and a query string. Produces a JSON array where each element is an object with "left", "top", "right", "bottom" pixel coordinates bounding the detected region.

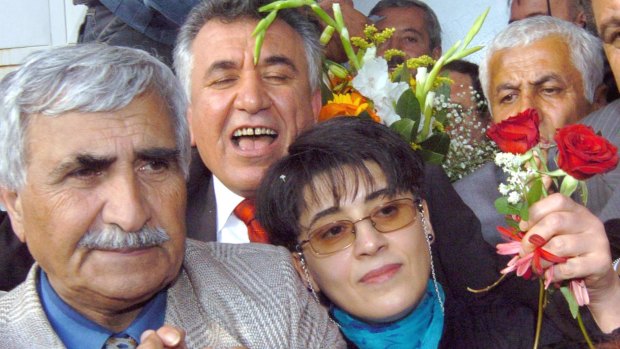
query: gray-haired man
[{"left": 0, "top": 44, "right": 343, "bottom": 348}]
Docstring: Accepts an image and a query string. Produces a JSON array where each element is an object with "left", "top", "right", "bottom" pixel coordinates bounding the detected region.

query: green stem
[
  {"left": 533, "top": 278, "right": 544, "bottom": 349},
  {"left": 576, "top": 311, "right": 595, "bottom": 349},
  {"left": 419, "top": 94, "right": 434, "bottom": 141},
  {"left": 309, "top": 3, "right": 360, "bottom": 70}
]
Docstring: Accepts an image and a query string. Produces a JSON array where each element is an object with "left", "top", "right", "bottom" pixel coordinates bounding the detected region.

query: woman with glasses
[{"left": 256, "top": 117, "right": 620, "bottom": 348}]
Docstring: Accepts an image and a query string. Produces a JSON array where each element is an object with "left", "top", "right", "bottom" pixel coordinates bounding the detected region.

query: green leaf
[
  {"left": 494, "top": 197, "right": 523, "bottom": 216},
  {"left": 519, "top": 203, "right": 530, "bottom": 221},
  {"left": 392, "top": 65, "right": 411, "bottom": 84},
  {"left": 580, "top": 180, "right": 588, "bottom": 206},
  {"left": 560, "top": 175, "right": 579, "bottom": 198},
  {"left": 526, "top": 177, "right": 543, "bottom": 206},
  {"left": 417, "top": 148, "right": 446, "bottom": 165},
  {"left": 507, "top": 219, "right": 520, "bottom": 229},
  {"left": 420, "top": 132, "right": 450, "bottom": 157},
  {"left": 560, "top": 285, "right": 580, "bottom": 319},
  {"left": 396, "top": 89, "right": 421, "bottom": 121},
  {"left": 542, "top": 169, "right": 567, "bottom": 177},
  {"left": 390, "top": 119, "right": 416, "bottom": 143},
  {"left": 320, "top": 79, "right": 334, "bottom": 105}
]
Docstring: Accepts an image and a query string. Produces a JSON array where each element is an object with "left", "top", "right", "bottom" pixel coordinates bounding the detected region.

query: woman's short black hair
[{"left": 256, "top": 117, "right": 425, "bottom": 251}]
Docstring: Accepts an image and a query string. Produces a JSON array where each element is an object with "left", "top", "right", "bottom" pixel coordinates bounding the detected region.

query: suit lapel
[{"left": 186, "top": 150, "right": 217, "bottom": 241}]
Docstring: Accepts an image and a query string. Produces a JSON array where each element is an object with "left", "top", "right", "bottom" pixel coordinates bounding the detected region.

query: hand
[
  {"left": 520, "top": 194, "right": 620, "bottom": 332},
  {"left": 318, "top": 0, "right": 369, "bottom": 63},
  {"left": 138, "top": 326, "right": 187, "bottom": 349}
]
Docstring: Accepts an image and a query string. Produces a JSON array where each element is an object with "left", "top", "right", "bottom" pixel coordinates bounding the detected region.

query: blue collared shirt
[{"left": 38, "top": 271, "right": 167, "bottom": 349}]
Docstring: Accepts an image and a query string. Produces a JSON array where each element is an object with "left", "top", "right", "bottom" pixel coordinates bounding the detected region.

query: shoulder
[
  {"left": 0, "top": 266, "right": 62, "bottom": 348},
  {"left": 182, "top": 239, "right": 297, "bottom": 287},
  {"left": 454, "top": 162, "right": 498, "bottom": 188},
  {"left": 581, "top": 100, "right": 620, "bottom": 139}
]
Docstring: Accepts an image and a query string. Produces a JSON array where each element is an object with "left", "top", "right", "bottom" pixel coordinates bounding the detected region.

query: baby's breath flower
[
  {"left": 499, "top": 183, "right": 510, "bottom": 195},
  {"left": 508, "top": 191, "right": 521, "bottom": 205}
]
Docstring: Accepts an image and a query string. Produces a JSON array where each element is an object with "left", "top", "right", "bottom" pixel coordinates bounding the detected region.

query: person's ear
[
  {"left": 310, "top": 89, "right": 322, "bottom": 123},
  {"left": 0, "top": 188, "right": 26, "bottom": 243},
  {"left": 573, "top": 9, "right": 587, "bottom": 29},
  {"left": 420, "top": 199, "right": 435, "bottom": 244},
  {"left": 186, "top": 106, "right": 196, "bottom": 146},
  {"left": 431, "top": 46, "right": 442, "bottom": 60},
  {"left": 291, "top": 252, "right": 321, "bottom": 292},
  {"left": 592, "top": 83, "right": 608, "bottom": 111}
]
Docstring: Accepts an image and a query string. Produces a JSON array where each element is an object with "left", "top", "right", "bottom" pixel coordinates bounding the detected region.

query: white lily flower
[{"left": 352, "top": 57, "right": 409, "bottom": 125}]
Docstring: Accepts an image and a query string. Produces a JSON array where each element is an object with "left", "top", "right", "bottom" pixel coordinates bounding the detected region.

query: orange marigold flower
[{"left": 319, "top": 92, "right": 376, "bottom": 122}]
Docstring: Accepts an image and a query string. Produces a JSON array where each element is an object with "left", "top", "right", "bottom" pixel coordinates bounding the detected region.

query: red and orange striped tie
[{"left": 233, "top": 198, "right": 270, "bottom": 243}]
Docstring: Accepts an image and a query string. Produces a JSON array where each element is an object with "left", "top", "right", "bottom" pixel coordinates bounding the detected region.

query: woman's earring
[
  {"left": 298, "top": 252, "right": 321, "bottom": 305},
  {"left": 420, "top": 206, "right": 444, "bottom": 314}
]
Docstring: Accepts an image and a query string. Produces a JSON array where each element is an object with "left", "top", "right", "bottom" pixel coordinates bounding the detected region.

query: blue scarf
[{"left": 331, "top": 281, "right": 445, "bottom": 349}]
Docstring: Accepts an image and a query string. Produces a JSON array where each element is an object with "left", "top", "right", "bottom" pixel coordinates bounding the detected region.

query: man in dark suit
[{"left": 174, "top": 0, "right": 509, "bottom": 300}]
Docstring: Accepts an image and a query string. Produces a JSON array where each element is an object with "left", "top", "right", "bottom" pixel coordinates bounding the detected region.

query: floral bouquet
[
  {"left": 485, "top": 108, "right": 619, "bottom": 348},
  {"left": 252, "top": 0, "right": 489, "bottom": 165},
  {"left": 442, "top": 90, "right": 496, "bottom": 181}
]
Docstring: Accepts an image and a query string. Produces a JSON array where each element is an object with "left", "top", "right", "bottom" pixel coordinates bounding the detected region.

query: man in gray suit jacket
[
  {"left": 0, "top": 44, "right": 343, "bottom": 348},
  {"left": 457, "top": 16, "right": 619, "bottom": 246}
]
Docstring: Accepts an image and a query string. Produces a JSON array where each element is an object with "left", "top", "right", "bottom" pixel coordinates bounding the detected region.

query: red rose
[
  {"left": 487, "top": 109, "right": 540, "bottom": 154},
  {"left": 555, "top": 124, "right": 619, "bottom": 180}
]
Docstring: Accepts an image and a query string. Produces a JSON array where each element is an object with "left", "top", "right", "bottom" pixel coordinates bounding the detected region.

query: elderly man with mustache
[{"left": 0, "top": 44, "right": 343, "bottom": 349}]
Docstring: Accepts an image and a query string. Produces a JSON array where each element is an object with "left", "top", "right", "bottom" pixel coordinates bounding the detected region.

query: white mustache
[{"left": 77, "top": 225, "right": 170, "bottom": 250}]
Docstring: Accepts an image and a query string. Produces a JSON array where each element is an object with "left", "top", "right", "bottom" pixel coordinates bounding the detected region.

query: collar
[
  {"left": 331, "top": 280, "right": 445, "bottom": 349},
  {"left": 213, "top": 176, "right": 248, "bottom": 242},
  {"left": 38, "top": 271, "right": 167, "bottom": 348}
]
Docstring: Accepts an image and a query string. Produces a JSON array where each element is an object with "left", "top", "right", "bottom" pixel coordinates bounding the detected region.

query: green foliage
[{"left": 560, "top": 286, "right": 580, "bottom": 319}]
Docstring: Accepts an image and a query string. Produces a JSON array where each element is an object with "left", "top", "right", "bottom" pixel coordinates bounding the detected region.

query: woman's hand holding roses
[{"left": 520, "top": 194, "right": 620, "bottom": 333}]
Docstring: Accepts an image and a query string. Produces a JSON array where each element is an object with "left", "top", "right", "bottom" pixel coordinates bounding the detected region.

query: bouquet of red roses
[{"left": 485, "top": 108, "right": 618, "bottom": 348}]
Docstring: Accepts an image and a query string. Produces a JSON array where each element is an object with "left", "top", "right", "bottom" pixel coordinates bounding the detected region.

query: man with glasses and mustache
[{"left": 0, "top": 44, "right": 343, "bottom": 348}]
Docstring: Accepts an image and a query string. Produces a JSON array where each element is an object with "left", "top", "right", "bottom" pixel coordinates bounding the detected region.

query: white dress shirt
[{"left": 213, "top": 176, "right": 250, "bottom": 243}]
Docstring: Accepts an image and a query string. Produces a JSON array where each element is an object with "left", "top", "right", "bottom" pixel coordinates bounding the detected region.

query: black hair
[{"left": 256, "top": 117, "right": 425, "bottom": 251}]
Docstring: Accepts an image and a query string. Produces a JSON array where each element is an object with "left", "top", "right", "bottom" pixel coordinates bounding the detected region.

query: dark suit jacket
[{"left": 0, "top": 211, "right": 33, "bottom": 291}]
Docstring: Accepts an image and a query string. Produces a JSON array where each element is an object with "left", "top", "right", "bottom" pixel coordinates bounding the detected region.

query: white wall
[
  {"left": 0, "top": 0, "right": 86, "bottom": 79},
  {"left": 0, "top": 0, "right": 510, "bottom": 79},
  {"left": 355, "top": 0, "right": 510, "bottom": 64}
]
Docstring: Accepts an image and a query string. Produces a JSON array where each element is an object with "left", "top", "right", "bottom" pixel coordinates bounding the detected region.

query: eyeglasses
[{"left": 296, "top": 198, "right": 420, "bottom": 256}]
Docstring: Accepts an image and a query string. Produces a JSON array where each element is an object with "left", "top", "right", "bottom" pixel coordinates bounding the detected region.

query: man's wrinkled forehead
[{"left": 196, "top": 17, "right": 308, "bottom": 67}]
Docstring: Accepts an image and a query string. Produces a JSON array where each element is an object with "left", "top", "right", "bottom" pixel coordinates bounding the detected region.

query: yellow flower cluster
[
  {"left": 405, "top": 55, "right": 436, "bottom": 70},
  {"left": 351, "top": 37, "right": 371, "bottom": 50},
  {"left": 352, "top": 25, "right": 396, "bottom": 49},
  {"left": 383, "top": 49, "right": 405, "bottom": 62}
]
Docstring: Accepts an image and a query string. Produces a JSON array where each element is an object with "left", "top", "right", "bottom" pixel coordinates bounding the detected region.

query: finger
[
  {"left": 156, "top": 326, "right": 186, "bottom": 348},
  {"left": 138, "top": 330, "right": 164, "bottom": 349},
  {"left": 551, "top": 254, "right": 610, "bottom": 283},
  {"left": 519, "top": 194, "right": 587, "bottom": 251}
]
